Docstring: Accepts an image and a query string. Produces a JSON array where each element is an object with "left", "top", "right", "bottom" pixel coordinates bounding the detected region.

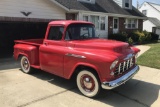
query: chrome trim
[
  {"left": 102, "top": 65, "right": 139, "bottom": 90},
  {"left": 65, "top": 53, "right": 86, "bottom": 59},
  {"left": 123, "top": 61, "right": 126, "bottom": 72},
  {"left": 118, "top": 63, "right": 121, "bottom": 74},
  {"left": 126, "top": 60, "right": 130, "bottom": 70},
  {"left": 130, "top": 58, "right": 133, "bottom": 67},
  {"left": 124, "top": 54, "right": 134, "bottom": 60}
]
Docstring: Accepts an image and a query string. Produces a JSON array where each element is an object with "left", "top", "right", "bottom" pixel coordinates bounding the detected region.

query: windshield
[{"left": 65, "top": 23, "right": 97, "bottom": 40}]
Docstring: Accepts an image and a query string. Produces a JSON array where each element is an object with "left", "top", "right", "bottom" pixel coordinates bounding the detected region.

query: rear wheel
[
  {"left": 76, "top": 70, "right": 101, "bottom": 98},
  {"left": 20, "top": 56, "right": 33, "bottom": 74}
]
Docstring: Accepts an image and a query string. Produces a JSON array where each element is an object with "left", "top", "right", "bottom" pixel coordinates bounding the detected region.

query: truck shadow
[
  {"left": 0, "top": 57, "right": 19, "bottom": 70},
  {"left": 29, "top": 69, "right": 159, "bottom": 107}
]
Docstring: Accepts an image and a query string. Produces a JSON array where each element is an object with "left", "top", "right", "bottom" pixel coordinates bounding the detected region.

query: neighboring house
[
  {"left": 0, "top": 0, "right": 146, "bottom": 56},
  {"left": 54, "top": 0, "right": 146, "bottom": 38},
  {"left": 139, "top": 2, "right": 160, "bottom": 37}
]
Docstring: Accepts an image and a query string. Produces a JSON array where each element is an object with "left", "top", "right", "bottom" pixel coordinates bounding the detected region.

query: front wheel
[
  {"left": 20, "top": 56, "right": 33, "bottom": 74},
  {"left": 76, "top": 70, "right": 101, "bottom": 98}
]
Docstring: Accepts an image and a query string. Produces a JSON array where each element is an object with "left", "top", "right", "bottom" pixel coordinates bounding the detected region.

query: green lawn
[{"left": 137, "top": 41, "right": 160, "bottom": 69}]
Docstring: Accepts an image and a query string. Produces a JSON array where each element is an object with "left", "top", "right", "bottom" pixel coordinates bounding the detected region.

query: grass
[{"left": 137, "top": 41, "right": 160, "bottom": 69}]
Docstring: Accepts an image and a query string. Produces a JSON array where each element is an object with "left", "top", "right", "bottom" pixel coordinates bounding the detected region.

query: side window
[{"left": 48, "top": 26, "right": 64, "bottom": 40}]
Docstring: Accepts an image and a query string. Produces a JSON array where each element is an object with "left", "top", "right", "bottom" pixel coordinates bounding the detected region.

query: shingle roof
[
  {"left": 55, "top": 0, "right": 145, "bottom": 17},
  {"left": 148, "top": 17, "right": 160, "bottom": 27}
]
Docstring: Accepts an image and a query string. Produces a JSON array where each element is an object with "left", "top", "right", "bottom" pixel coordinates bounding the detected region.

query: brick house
[{"left": 54, "top": 0, "right": 146, "bottom": 38}]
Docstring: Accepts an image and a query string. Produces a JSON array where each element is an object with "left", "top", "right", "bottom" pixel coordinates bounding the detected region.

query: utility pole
[{"left": 137, "top": 0, "right": 139, "bottom": 9}]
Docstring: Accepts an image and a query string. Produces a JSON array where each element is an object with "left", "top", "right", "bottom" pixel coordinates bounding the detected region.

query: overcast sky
[{"left": 133, "top": 0, "right": 160, "bottom": 7}]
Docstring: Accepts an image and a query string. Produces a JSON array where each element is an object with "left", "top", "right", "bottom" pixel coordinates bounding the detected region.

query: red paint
[{"left": 14, "top": 20, "right": 140, "bottom": 83}]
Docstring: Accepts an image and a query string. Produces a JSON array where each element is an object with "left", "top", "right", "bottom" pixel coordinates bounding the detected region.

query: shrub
[
  {"left": 150, "top": 33, "right": 159, "bottom": 41},
  {"left": 138, "top": 34, "right": 146, "bottom": 44},
  {"left": 108, "top": 33, "right": 127, "bottom": 42},
  {"left": 128, "top": 37, "right": 133, "bottom": 45},
  {"left": 129, "top": 31, "right": 142, "bottom": 42},
  {"left": 143, "top": 30, "right": 151, "bottom": 42}
]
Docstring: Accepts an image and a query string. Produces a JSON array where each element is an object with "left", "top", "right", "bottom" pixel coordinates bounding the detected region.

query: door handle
[{"left": 44, "top": 42, "right": 48, "bottom": 46}]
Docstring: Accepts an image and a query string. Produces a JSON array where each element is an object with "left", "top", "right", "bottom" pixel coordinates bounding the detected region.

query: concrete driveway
[{"left": 0, "top": 46, "right": 159, "bottom": 107}]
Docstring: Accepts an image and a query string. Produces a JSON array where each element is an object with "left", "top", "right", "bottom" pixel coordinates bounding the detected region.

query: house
[
  {"left": 0, "top": 0, "right": 146, "bottom": 57},
  {"left": 139, "top": 2, "right": 160, "bottom": 37},
  {"left": 54, "top": 0, "right": 146, "bottom": 38}
]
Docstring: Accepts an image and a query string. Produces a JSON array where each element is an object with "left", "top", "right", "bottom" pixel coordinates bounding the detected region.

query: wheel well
[
  {"left": 18, "top": 54, "right": 23, "bottom": 60},
  {"left": 71, "top": 65, "right": 100, "bottom": 81}
]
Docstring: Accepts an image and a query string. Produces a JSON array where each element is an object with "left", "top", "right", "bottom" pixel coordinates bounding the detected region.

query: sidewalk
[{"left": 134, "top": 45, "right": 151, "bottom": 57}]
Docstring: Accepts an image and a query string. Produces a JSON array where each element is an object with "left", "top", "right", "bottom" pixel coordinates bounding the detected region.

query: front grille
[{"left": 114, "top": 57, "right": 134, "bottom": 76}]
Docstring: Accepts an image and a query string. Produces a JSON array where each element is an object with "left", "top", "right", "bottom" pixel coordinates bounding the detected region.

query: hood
[{"left": 70, "top": 39, "right": 131, "bottom": 53}]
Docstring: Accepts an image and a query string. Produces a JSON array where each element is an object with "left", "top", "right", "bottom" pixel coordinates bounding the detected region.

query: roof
[
  {"left": 49, "top": 20, "right": 93, "bottom": 26},
  {"left": 146, "top": 2, "right": 160, "bottom": 13},
  {"left": 148, "top": 17, "right": 160, "bottom": 27},
  {"left": 54, "top": 0, "right": 145, "bottom": 17}
]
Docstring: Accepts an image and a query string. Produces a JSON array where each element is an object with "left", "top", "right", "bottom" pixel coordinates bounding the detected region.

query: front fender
[{"left": 69, "top": 62, "right": 101, "bottom": 79}]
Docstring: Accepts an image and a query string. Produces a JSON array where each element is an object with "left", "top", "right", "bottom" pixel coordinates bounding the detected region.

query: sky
[{"left": 133, "top": 0, "right": 160, "bottom": 7}]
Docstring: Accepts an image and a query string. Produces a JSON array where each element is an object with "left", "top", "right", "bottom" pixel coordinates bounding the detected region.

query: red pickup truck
[{"left": 14, "top": 20, "right": 140, "bottom": 97}]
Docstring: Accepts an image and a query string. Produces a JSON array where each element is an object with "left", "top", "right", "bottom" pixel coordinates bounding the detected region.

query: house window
[
  {"left": 113, "top": 18, "right": 119, "bottom": 29},
  {"left": 83, "top": 16, "right": 89, "bottom": 21},
  {"left": 142, "top": 10, "right": 147, "bottom": 16},
  {"left": 83, "top": 15, "right": 106, "bottom": 31},
  {"left": 100, "top": 17, "right": 106, "bottom": 30},
  {"left": 90, "top": 15, "right": 99, "bottom": 30},
  {"left": 125, "top": 0, "right": 130, "bottom": 8},
  {"left": 125, "top": 19, "right": 138, "bottom": 29}
]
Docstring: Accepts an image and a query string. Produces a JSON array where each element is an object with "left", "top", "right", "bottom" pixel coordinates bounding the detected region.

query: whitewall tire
[
  {"left": 76, "top": 70, "right": 100, "bottom": 98},
  {"left": 20, "top": 56, "right": 33, "bottom": 74}
]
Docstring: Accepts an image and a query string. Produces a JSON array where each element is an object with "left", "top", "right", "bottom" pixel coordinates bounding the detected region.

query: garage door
[{"left": 0, "top": 21, "right": 48, "bottom": 58}]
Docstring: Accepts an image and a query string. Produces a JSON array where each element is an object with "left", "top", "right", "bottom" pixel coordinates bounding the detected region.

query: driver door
[{"left": 39, "top": 25, "right": 66, "bottom": 77}]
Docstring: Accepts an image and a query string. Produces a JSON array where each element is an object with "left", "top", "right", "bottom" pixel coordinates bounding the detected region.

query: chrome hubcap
[
  {"left": 80, "top": 75, "right": 95, "bottom": 92},
  {"left": 22, "top": 58, "right": 29, "bottom": 70}
]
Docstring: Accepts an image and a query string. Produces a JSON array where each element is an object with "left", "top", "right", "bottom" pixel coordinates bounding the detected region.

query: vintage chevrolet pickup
[{"left": 14, "top": 20, "right": 140, "bottom": 97}]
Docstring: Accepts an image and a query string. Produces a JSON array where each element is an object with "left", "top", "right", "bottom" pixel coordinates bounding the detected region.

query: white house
[{"left": 139, "top": 2, "right": 160, "bottom": 37}]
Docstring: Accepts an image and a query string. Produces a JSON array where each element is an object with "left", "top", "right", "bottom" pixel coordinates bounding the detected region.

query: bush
[
  {"left": 150, "top": 33, "right": 159, "bottom": 41},
  {"left": 108, "top": 30, "right": 158, "bottom": 44},
  {"left": 129, "top": 31, "right": 139, "bottom": 42},
  {"left": 108, "top": 33, "right": 127, "bottom": 42},
  {"left": 143, "top": 30, "right": 151, "bottom": 42},
  {"left": 138, "top": 34, "right": 146, "bottom": 44},
  {"left": 128, "top": 37, "right": 133, "bottom": 45}
]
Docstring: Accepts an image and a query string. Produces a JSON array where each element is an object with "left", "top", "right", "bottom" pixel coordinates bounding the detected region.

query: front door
[
  {"left": 39, "top": 26, "right": 65, "bottom": 77},
  {"left": 113, "top": 18, "right": 119, "bottom": 34}
]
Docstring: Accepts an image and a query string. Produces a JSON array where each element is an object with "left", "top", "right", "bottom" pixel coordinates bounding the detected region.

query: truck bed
[{"left": 15, "top": 39, "right": 43, "bottom": 46}]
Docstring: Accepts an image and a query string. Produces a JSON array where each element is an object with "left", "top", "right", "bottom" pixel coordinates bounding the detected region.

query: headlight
[{"left": 110, "top": 59, "right": 119, "bottom": 70}]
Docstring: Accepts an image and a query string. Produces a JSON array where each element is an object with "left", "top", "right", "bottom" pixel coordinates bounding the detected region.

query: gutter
[{"left": 70, "top": 9, "right": 147, "bottom": 20}]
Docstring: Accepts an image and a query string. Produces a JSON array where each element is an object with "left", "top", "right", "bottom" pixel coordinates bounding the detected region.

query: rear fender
[{"left": 14, "top": 44, "right": 39, "bottom": 65}]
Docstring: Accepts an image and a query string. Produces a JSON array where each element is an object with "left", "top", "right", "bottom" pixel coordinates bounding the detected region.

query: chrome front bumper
[{"left": 102, "top": 65, "right": 139, "bottom": 90}]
